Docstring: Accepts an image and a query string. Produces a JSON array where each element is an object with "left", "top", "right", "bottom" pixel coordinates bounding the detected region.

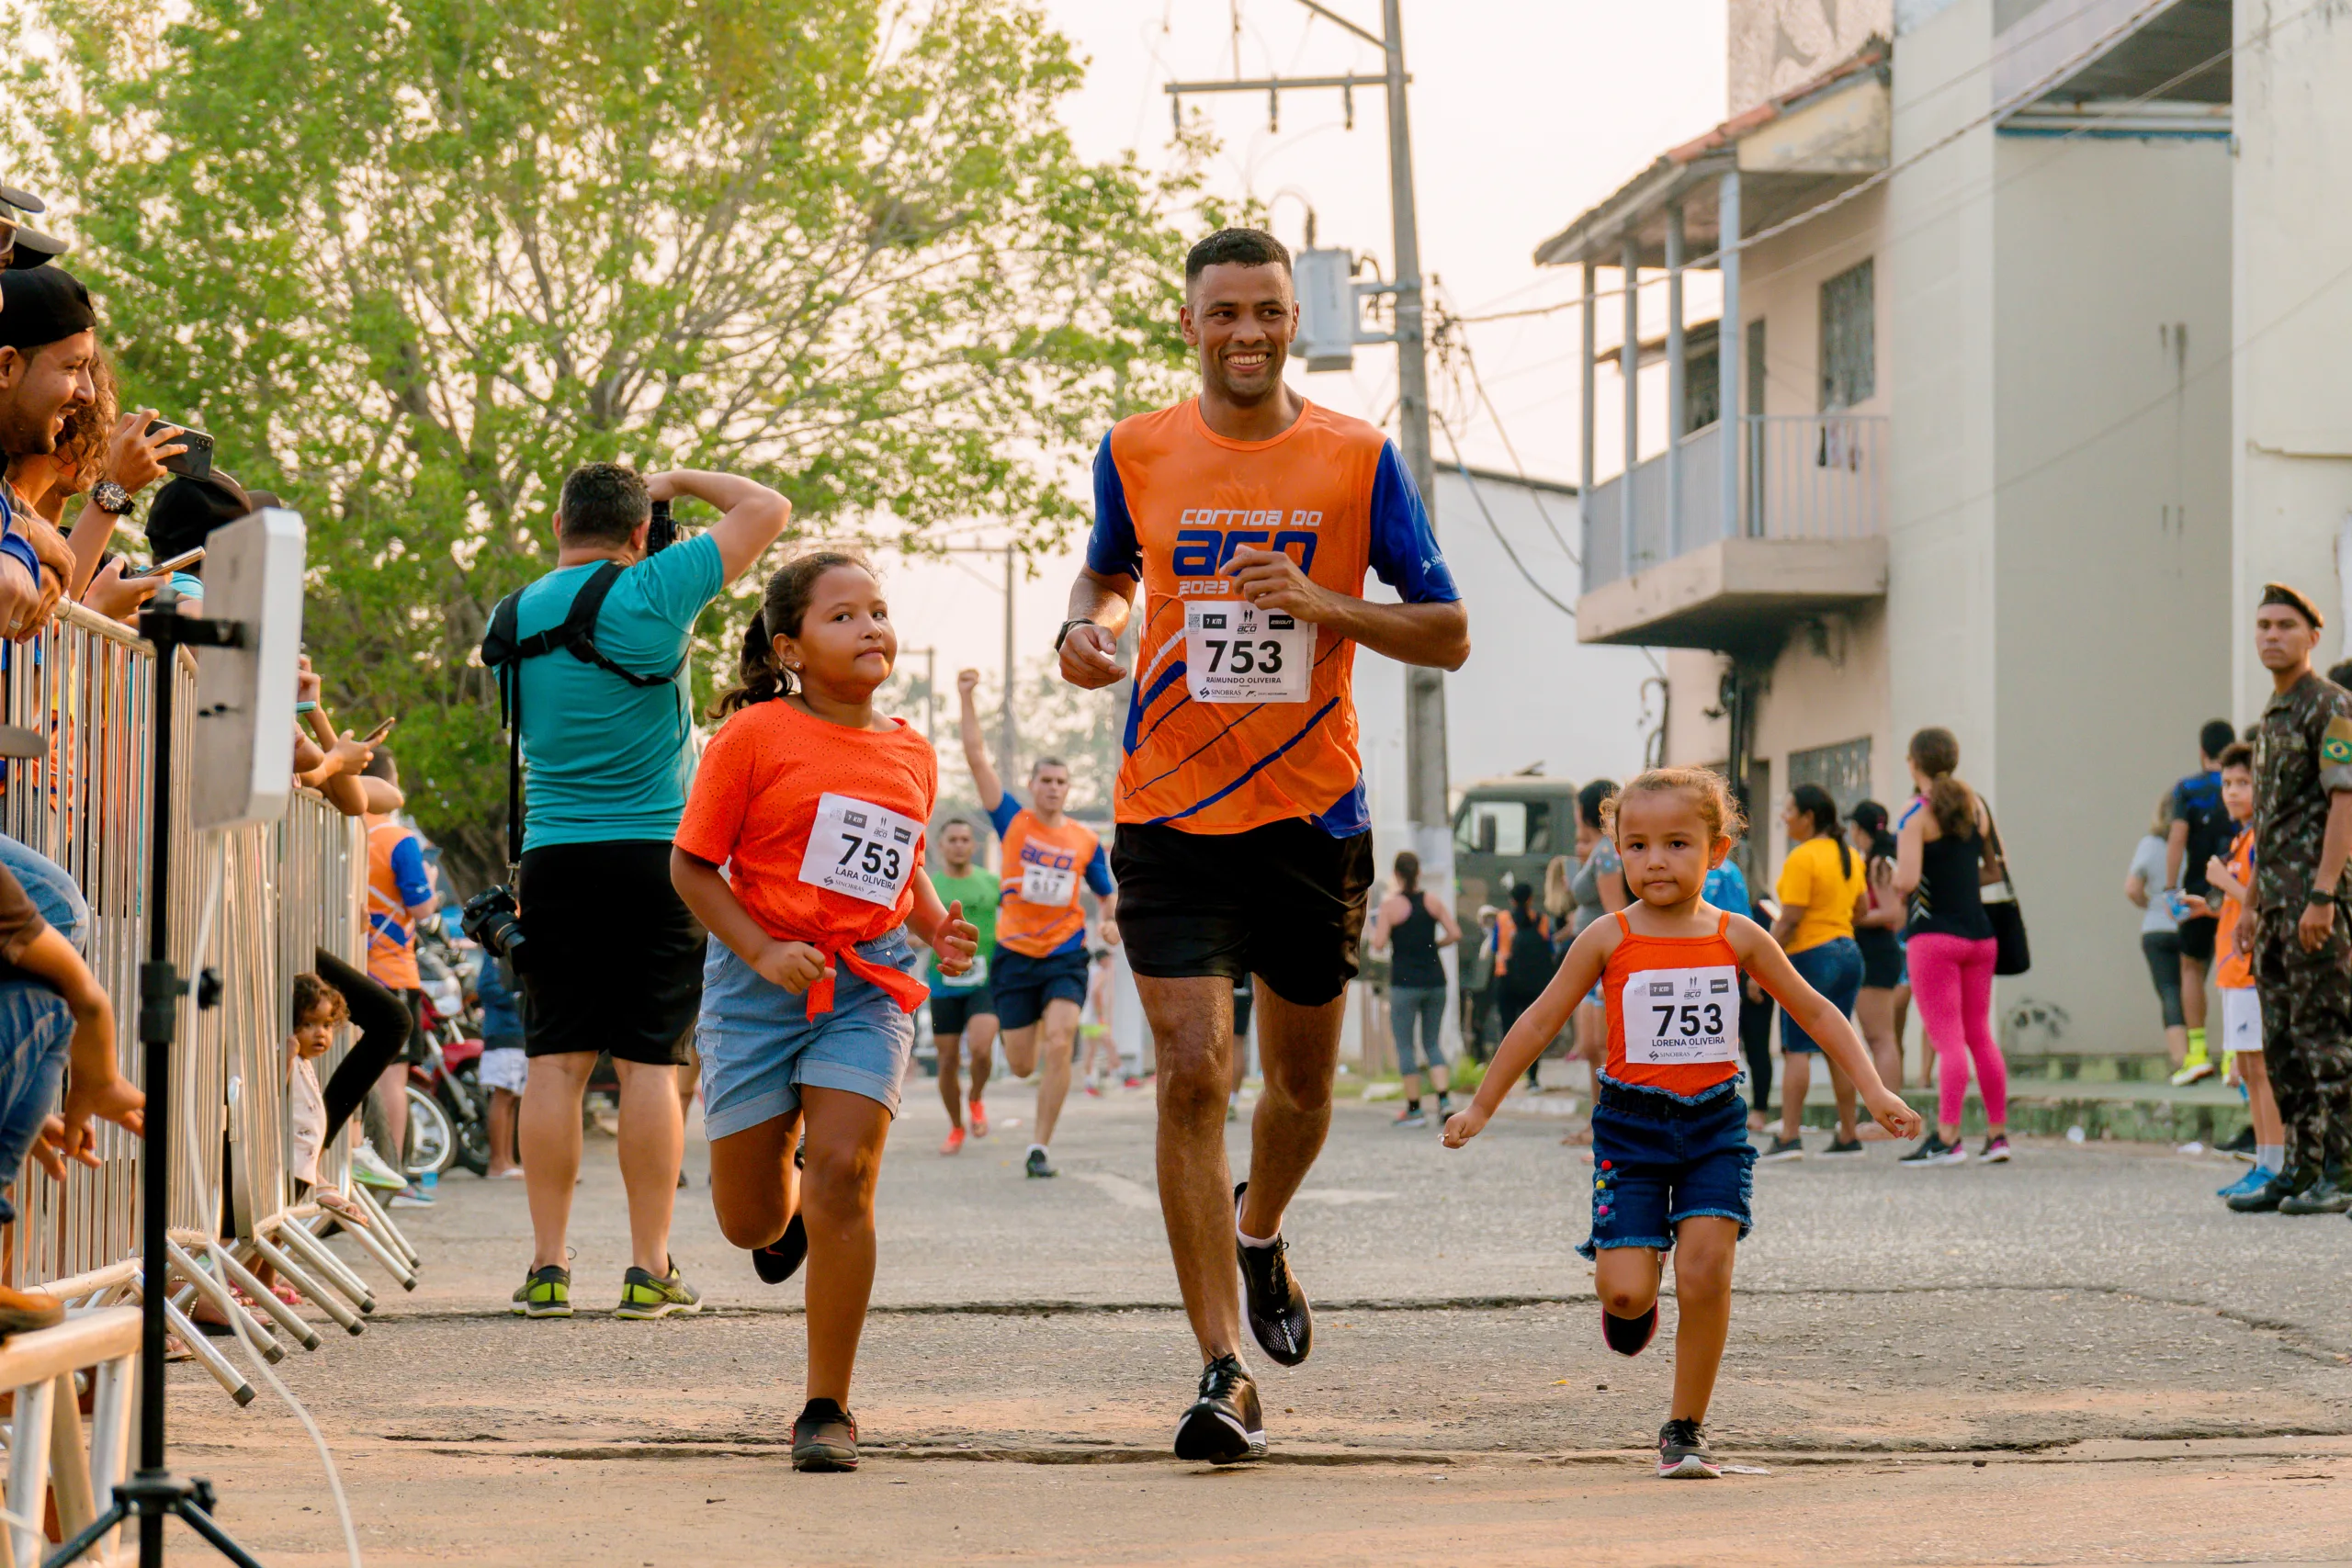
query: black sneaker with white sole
[
  {"left": 1819, "top": 1135, "right": 1866, "bottom": 1159},
  {"left": 1173, "top": 1354, "right": 1265, "bottom": 1465},
  {"left": 1025, "top": 1146, "right": 1057, "bottom": 1179},
  {"left": 1758, "top": 1134, "right": 1804, "bottom": 1162},
  {"left": 1233, "top": 1179, "right": 1312, "bottom": 1366},
  {"left": 1657, "top": 1417, "right": 1721, "bottom": 1478}
]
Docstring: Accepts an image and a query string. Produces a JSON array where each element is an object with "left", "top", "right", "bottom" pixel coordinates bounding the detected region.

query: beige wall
[
  {"left": 1743, "top": 186, "right": 1891, "bottom": 421},
  {"left": 1987, "top": 134, "right": 2233, "bottom": 1057},
  {"left": 2233, "top": 2, "right": 2352, "bottom": 714},
  {"left": 1730, "top": 0, "right": 1894, "bottom": 116}
]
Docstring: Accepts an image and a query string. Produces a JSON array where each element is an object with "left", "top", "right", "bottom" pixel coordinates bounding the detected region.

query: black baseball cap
[
  {"left": 0, "top": 182, "right": 61, "bottom": 270},
  {"left": 146, "top": 470, "right": 255, "bottom": 567}
]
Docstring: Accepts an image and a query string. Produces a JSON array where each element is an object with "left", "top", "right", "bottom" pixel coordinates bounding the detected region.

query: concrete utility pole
[
  {"left": 1001, "top": 543, "right": 1016, "bottom": 780},
  {"left": 1168, "top": 0, "right": 1453, "bottom": 871}
]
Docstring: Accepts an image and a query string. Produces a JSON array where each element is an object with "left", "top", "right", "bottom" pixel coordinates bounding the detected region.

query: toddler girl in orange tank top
[{"left": 1443, "top": 769, "right": 1918, "bottom": 1478}]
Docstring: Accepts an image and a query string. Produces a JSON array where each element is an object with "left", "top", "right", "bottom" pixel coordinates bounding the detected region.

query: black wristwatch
[
  {"left": 2311, "top": 887, "right": 2338, "bottom": 907},
  {"left": 89, "top": 480, "right": 134, "bottom": 516},
  {"left": 1052, "top": 618, "right": 1095, "bottom": 653}
]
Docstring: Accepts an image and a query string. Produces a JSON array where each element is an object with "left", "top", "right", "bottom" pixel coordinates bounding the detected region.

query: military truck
[{"left": 1450, "top": 771, "right": 1583, "bottom": 930}]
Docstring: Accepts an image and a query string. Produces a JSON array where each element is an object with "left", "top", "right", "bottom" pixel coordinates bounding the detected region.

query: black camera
[
  {"left": 647, "top": 498, "right": 675, "bottom": 554},
  {"left": 461, "top": 884, "right": 527, "bottom": 969}
]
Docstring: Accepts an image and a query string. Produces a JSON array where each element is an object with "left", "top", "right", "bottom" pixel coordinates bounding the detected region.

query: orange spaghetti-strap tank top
[{"left": 1602, "top": 910, "right": 1745, "bottom": 1096}]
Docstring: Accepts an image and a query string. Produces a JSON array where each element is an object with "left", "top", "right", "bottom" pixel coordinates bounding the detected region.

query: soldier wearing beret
[{"left": 2231, "top": 583, "right": 2352, "bottom": 1213}]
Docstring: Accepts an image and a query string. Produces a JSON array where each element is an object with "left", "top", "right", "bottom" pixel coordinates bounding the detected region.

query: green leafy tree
[{"left": 7, "top": 0, "right": 1198, "bottom": 886}]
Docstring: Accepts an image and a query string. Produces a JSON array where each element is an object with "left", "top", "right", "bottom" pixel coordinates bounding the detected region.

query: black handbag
[{"left": 1978, "top": 812, "right": 2031, "bottom": 977}]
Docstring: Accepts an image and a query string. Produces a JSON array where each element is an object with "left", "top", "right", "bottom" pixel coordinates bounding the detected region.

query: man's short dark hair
[
  {"left": 558, "top": 462, "right": 651, "bottom": 546},
  {"left": 361, "top": 745, "right": 398, "bottom": 784},
  {"left": 941, "top": 817, "right": 972, "bottom": 832},
  {"left": 1184, "top": 228, "right": 1292, "bottom": 287},
  {"left": 1032, "top": 756, "right": 1069, "bottom": 775},
  {"left": 2199, "top": 719, "right": 2236, "bottom": 761},
  {"left": 2220, "top": 741, "right": 2255, "bottom": 773}
]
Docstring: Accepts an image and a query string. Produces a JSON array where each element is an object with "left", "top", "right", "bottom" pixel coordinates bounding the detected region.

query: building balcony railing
[{"left": 1576, "top": 413, "right": 1889, "bottom": 650}]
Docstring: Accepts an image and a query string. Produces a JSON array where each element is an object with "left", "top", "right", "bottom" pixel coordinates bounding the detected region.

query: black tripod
[{"left": 48, "top": 594, "right": 266, "bottom": 1568}]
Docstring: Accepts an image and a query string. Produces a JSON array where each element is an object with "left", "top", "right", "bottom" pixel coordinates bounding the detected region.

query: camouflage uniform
[{"left": 2250, "top": 671, "right": 2352, "bottom": 1174}]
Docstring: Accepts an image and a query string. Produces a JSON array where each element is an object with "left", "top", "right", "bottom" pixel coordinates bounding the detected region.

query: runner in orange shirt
[
  {"left": 672, "top": 549, "right": 977, "bottom": 1473},
  {"left": 956, "top": 668, "right": 1116, "bottom": 1179},
  {"left": 1056, "top": 228, "right": 1469, "bottom": 1462}
]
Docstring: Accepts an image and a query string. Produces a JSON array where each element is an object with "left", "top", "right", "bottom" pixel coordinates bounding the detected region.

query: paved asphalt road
[{"left": 156, "top": 1081, "right": 2352, "bottom": 1565}]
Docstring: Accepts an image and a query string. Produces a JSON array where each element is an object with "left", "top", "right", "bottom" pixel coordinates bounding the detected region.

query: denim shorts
[
  {"left": 695, "top": 930, "right": 920, "bottom": 1139},
  {"left": 1781, "top": 936, "right": 1863, "bottom": 1055},
  {"left": 0, "top": 980, "right": 75, "bottom": 1224},
  {"left": 1577, "top": 1077, "right": 1755, "bottom": 1259}
]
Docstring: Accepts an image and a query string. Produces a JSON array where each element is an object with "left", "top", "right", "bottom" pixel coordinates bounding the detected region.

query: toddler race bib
[
  {"left": 1019, "top": 859, "right": 1078, "bottom": 908},
  {"left": 1625, "top": 965, "right": 1741, "bottom": 1066},
  {"left": 1184, "top": 602, "right": 1313, "bottom": 704},
  {"left": 798, "top": 793, "right": 920, "bottom": 907}
]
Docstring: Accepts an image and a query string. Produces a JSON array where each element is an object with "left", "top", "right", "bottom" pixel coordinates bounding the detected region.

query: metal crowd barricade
[{"left": 0, "top": 604, "right": 413, "bottom": 1408}]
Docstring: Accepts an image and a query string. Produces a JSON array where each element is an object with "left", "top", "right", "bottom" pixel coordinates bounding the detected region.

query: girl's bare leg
[
  {"left": 707, "top": 1110, "right": 804, "bottom": 1251},
  {"left": 798, "top": 1086, "right": 894, "bottom": 1405},
  {"left": 1668, "top": 1217, "right": 1739, "bottom": 1423}
]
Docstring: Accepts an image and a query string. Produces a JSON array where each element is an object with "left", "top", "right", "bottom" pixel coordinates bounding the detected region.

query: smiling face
[
  {"left": 0, "top": 331, "right": 96, "bottom": 458},
  {"left": 1615, "top": 788, "right": 1730, "bottom": 910},
  {"left": 775, "top": 563, "right": 896, "bottom": 702},
  {"left": 1181, "top": 262, "right": 1296, "bottom": 407}
]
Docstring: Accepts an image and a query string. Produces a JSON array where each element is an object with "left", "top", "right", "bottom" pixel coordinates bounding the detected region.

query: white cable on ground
[{"left": 180, "top": 831, "right": 364, "bottom": 1568}]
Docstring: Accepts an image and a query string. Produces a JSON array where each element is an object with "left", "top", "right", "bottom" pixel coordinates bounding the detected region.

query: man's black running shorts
[{"left": 1112, "top": 818, "right": 1373, "bottom": 1008}]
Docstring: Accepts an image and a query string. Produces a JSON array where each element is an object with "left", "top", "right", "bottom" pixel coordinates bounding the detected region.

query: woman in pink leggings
[{"left": 1893, "top": 728, "right": 2008, "bottom": 1165}]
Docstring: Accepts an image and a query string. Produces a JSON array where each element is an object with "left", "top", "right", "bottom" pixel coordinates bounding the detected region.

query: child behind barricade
[
  {"left": 472, "top": 953, "right": 526, "bottom": 1178},
  {"left": 2199, "top": 744, "right": 2288, "bottom": 1202},
  {"left": 1442, "top": 768, "right": 1920, "bottom": 1479},
  {"left": 670, "top": 549, "right": 978, "bottom": 1474}
]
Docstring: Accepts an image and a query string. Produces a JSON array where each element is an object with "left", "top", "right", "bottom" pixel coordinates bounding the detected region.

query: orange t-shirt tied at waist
[
  {"left": 673, "top": 699, "right": 937, "bottom": 1018},
  {"left": 1603, "top": 909, "right": 1782, "bottom": 1098}
]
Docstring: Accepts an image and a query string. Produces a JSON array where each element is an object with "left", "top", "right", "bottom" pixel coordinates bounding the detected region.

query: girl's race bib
[
  {"left": 799, "top": 794, "right": 921, "bottom": 907},
  {"left": 1624, "top": 965, "right": 1741, "bottom": 1066}
]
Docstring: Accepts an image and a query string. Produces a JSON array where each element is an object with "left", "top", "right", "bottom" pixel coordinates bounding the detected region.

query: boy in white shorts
[{"left": 2198, "top": 743, "right": 2284, "bottom": 1198}]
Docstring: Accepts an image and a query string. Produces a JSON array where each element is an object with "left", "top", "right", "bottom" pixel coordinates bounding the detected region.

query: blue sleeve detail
[
  {"left": 1083, "top": 433, "right": 1142, "bottom": 581},
  {"left": 169, "top": 571, "right": 205, "bottom": 602},
  {"left": 987, "top": 795, "right": 1022, "bottom": 838},
  {"left": 0, "top": 534, "right": 37, "bottom": 584},
  {"left": 390, "top": 835, "right": 433, "bottom": 908},
  {"left": 1367, "top": 441, "right": 1459, "bottom": 604},
  {"left": 1085, "top": 852, "right": 1114, "bottom": 897}
]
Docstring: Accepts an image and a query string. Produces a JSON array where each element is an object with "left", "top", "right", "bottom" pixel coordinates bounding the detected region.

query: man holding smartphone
[{"left": 502, "top": 462, "right": 789, "bottom": 1322}]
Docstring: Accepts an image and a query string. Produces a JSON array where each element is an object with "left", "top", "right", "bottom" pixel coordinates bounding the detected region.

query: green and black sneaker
[
  {"left": 615, "top": 1258, "right": 703, "bottom": 1320},
  {"left": 511, "top": 1264, "right": 572, "bottom": 1319}
]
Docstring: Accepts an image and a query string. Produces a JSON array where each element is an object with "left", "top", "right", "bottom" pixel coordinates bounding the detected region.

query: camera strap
[{"left": 482, "top": 560, "right": 690, "bottom": 874}]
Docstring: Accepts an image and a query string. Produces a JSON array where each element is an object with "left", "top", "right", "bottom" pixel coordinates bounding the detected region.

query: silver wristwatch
[{"left": 90, "top": 480, "right": 134, "bottom": 516}]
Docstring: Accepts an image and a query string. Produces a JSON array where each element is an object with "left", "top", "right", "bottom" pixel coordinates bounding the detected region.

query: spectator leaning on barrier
[
  {"left": 494, "top": 462, "right": 788, "bottom": 1321},
  {"left": 361, "top": 749, "right": 436, "bottom": 1206},
  {"left": 6, "top": 344, "right": 185, "bottom": 624},
  {"left": 0, "top": 265, "right": 102, "bottom": 644}
]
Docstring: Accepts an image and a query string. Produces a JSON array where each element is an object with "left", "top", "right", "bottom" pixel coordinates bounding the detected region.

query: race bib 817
[
  {"left": 798, "top": 793, "right": 921, "bottom": 907},
  {"left": 1624, "top": 965, "right": 1741, "bottom": 1066}
]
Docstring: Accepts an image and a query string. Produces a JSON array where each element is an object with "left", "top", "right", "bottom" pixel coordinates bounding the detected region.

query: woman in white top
[{"left": 2123, "top": 793, "right": 2189, "bottom": 1073}]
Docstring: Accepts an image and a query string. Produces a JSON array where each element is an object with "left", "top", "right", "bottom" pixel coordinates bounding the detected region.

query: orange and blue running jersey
[
  {"left": 366, "top": 816, "right": 434, "bottom": 993},
  {"left": 988, "top": 794, "right": 1114, "bottom": 957},
  {"left": 1086, "top": 399, "right": 1458, "bottom": 837}
]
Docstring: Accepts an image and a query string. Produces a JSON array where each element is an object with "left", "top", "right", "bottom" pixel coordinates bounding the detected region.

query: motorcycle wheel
[
  {"left": 403, "top": 1085, "right": 456, "bottom": 1177},
  {"left": 445, "top": 1088, "right": 490, "bottom": 1178}
]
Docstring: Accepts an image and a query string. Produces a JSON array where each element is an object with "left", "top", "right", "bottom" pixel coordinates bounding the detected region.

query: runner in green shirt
[{"left": 928, "top": 818, "right": 1001, "bottom": 1154}]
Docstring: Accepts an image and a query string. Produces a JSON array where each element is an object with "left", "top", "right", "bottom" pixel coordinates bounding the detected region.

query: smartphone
[
  {"left": 144, "top": 420, "right": 215, "bottom": 482},
  {"left": 128, "top": 547, "right": 206, "bottom": 581},
  {"left": 361, "top": 716, "right": 398, "bottom": 744}
]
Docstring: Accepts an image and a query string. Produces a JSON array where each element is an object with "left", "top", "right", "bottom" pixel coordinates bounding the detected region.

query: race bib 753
[
  {"left": 798, "top": 794, "right": 921, "bottom": 907},
  {"left": 1625, "top": 965, "right": 1741, "bottom": 1066}
]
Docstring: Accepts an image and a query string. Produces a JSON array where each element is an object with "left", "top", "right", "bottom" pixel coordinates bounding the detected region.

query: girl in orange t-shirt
[
  {"left": 1442, "top": 769, "right": 1918, "bottom": 1479},
  {"left": 672, "top": 550, "right": 976, "bottom": 1474}
]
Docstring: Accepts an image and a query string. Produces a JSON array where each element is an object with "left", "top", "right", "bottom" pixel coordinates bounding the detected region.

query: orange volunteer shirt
[
  {"left": 1086, "top": 399, "right": 1459, "bottom": 837},
  {"left": 673, "top": 699, "right": 936, "bottom": 1016}
]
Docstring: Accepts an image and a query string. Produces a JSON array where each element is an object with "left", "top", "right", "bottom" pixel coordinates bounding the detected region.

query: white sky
[{"left": 886, "top": 0, "right": 1727, "bottom": 731}]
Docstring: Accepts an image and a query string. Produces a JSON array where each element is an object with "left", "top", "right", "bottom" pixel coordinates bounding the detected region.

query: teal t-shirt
[{"left": 514, "top": 533, "right": 724, "bottom": 852}]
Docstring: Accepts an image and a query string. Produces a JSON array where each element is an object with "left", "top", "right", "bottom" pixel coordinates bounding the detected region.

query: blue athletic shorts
[
  {"left": 695, "top": 930, "right": 919, "bottom": 1138},
  {"left": 1577, "top": 1077, "right": 1755, "bottom": 1259},
  {"left": 991, "top": 946, "right": 1090, "bottom": 1032}
]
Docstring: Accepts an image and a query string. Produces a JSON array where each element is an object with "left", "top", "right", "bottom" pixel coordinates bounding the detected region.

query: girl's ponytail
[{"left": 714, "top": 609, "right": 791, "bottom": 716}]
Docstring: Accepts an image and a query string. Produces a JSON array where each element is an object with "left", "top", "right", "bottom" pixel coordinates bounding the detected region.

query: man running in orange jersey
[
  {"left": 1056, "top": 228, "right": 1468, "bottom": 1463},
  {"left": 956, "top": 669, "right": 1118, "bottom": 1179}
]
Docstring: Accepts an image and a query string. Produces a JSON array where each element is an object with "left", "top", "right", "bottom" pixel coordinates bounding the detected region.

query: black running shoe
[
  {"left": 1819, "top": 1135, "right": 1866, "bottom": 1160},
  {"left": 1025, "top": 1146, "right": 1057, "bottom": 1179},
  {"left": 1602, "top": 1304, "right": 1657, "bottom": 1357},
  {"left": 1172, "top": 1354, "right": 1265, "bottom": 1465},
  {"left": 2227, "top": 1167, "right": 2303, "bottom": 1213},
  {"left": 791, "top": 1398, "right": 859, "bottom": 1472},
  {"left": 2220, "top": 1124, "right": 2256, "bottom": 1159},
  {"left": 753, "top": 1212, "right": 807, "bottom": 1284},
  {"left": 1233, "top": 1180, "right": 1312, "bottom": 1366},
  {"left": 1758, "top": 1134, "right": 1804, "bottom": 1163},
  {"left": 1657, "top": 1417, "right": 1721, "bottom": 1479}
]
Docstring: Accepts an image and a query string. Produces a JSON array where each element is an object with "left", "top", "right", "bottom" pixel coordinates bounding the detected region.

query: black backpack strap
[{"left": 547, "top": 563, "right": 684, "bottom": 687}]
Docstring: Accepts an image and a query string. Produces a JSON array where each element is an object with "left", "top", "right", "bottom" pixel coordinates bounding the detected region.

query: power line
[{"left": 1432, "top": 410, "right": 1577, "bottom": 616}]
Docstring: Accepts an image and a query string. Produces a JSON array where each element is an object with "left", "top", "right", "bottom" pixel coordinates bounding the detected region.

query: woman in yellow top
[{"left": 1760, "top": 784, "right": 1870, "bottom": 1163}]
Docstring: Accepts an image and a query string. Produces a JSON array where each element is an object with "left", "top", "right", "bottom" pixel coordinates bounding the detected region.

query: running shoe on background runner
[
  {"left": 614, "top": 1259, "right": 702, "bottom": 1319},
  {"left": 1657, "top": 1418, "right": 1722, "bottom": 1479},
  {"left": 511, "top": 1264, "right": 571, "bottom": 1318}
]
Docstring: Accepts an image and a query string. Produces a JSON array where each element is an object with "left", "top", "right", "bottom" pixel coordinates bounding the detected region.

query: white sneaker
[{"left": 351, "top": 1142, "right": 407, "bottom": 1190}]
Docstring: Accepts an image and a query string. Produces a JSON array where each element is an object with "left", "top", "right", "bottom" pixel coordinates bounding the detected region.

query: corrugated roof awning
[{"left": 1533, "top": 40, "right": 1893, "bottom": 271}]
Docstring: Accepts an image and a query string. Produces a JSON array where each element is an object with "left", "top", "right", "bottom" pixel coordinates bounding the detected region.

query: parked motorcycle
[{"left": 410, "top": 930, "right": 490, "bottom": 1178}]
